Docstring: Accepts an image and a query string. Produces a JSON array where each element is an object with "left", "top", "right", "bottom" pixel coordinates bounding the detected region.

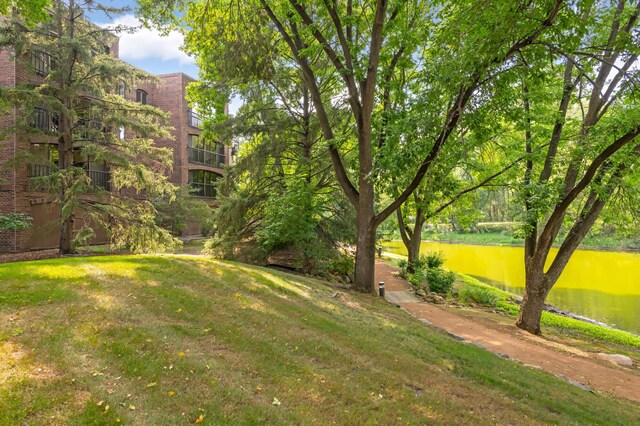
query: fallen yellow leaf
[
  {"left": 178, "top": 352, "right": 186, "bottom": 357},
  {"left": 146, "top": 382, "right": 157, "bottom": 388},
  {"left": 168, "top": 391, "right": 175, "bottom": 396},
  {"left": 195, "top": 414, "right": 205, "bottom": 424},
  {"left": 128, "top": 404, "right": 136, "bottom": 410}
]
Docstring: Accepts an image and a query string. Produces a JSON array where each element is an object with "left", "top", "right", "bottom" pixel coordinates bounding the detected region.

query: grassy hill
[{"left": 0, "top": 255, "right": 638, "bottom": 425}]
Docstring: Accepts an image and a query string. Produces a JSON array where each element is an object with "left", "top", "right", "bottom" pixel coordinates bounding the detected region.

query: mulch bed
[
  {"left": 0, "top": 249, "right": 61, "bottom": 264},
  {"left": 0, "top": 247, "right": 131, "bottom": 264}
]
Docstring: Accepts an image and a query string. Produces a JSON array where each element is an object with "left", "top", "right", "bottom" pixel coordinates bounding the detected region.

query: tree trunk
[
  {"left": 516, "top": 272, "right": 549, "bottom": 334},
  {"left": 353, "top": 182, "right": 376, "bottom": 293},
  {"left": 57, "top": 0, "right": 75, "bottom": 255},
  {"left": 353, "top": 223, "right": 376, "bottom": 293},
  {"left": 59, "top": 212, "right": 74, "bottom": 254},
  {"left": 407, "top": 208, "right": 425, "bottom": 268}
]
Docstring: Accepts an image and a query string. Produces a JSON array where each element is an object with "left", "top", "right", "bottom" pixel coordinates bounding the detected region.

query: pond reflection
[{"left": 383, "top": 241, "right": 640, "bottom": 334}]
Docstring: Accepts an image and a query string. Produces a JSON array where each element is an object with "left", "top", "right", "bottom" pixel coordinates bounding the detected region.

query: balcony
[
  {"left": 32, "top": 108, "right": 59, "bottom": 132},
  {"left": 189, "top": 182, "right": 216, "bottom": 198},
  {"left": 187, "top": 147, "right": 225, "bottom": 167},
  {"left": 87, "top": 169, "right": 111, "bottom": 191},
  {"left": 30, "top": 163, "right": 52, "bottom": 177},
  {"left": 29, "top": 164, "right": 111, "bottom": 191},
  {"left": 187, "top": 110, "right": 202, "bottom": 128}
]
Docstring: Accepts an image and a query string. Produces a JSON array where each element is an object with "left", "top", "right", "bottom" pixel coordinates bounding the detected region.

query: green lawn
[{"left": 0, "top": 255, "right": 639, "bottom": 424}]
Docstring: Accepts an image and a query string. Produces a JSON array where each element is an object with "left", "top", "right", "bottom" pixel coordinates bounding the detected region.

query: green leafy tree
[
  {"left": 507, "top": 0, "right": 640, "bottom": 334},
  {"left": 396, "top": 134, "right": 523, "bottom": 268},
  {"left": 200, "top": 55, "right": 354, "bottom": 274},
  {"left": 0, "top": 0, "right": 179, "bottom": 253},
  {"left": 0, "top": 0, "right": 50, "bottom": 25},
  {"left": 140, "top": 0, "right": 564, "bottom": 292}
]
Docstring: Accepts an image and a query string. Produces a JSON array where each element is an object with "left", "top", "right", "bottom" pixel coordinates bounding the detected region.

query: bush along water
[{"left": 400, "top": 252, "right": 455, "bottom": 299}]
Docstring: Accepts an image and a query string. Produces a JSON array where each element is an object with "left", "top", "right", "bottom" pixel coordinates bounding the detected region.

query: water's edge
[
  {"left": 393, "top": 239, "right": 640, "bottom": 254},
  {"left": 382, "top": 250, "right": 635, "bottom": 336}
]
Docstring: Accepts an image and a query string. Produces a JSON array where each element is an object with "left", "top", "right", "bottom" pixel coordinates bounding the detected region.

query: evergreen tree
[{"left": 0, "top": 0, "right": 179, "bottom": 253}]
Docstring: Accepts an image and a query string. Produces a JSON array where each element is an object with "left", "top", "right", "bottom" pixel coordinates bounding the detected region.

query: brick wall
[{"left": 1, "top": 42, "right": 229, "bottom": 249}]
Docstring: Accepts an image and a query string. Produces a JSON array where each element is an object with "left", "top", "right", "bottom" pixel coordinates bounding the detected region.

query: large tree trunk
[
  {"left": 57, "top": 0, "right": 75, "bottom": 255},
  {"left": 515, "top": 272, "right": 550, "bottom": 334},
  {"left": 353, "top": 224, "right": 376, "bottom": 293},
  {"left": 353, "top": 178, "right": 376, "bottom": 293}
]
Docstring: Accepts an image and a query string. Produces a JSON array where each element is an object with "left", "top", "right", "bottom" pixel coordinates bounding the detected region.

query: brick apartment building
[{"left": 0, "top": 30, "right": 231, "bottom": 252}]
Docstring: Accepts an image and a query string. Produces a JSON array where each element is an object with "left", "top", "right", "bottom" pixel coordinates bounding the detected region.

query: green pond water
[{"left": 383, "top": 241, "right": 640, "bottom": 334}]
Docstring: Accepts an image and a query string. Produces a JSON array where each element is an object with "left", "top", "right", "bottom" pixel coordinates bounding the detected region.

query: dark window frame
[
  {"left": 187, "top": 108, "right": 202, "bottom": 128},
  {"left": 31, "top": 107, "right": 59, "bottom": 133},
  {"left": 31, "top": 51, "right": 51, "bottom": 76},
  {"left": 188, "top": 169, "right": 220, "bottom": 198},
  {"left": 136, "top": 89, "right": 148, "bottom": 105}
]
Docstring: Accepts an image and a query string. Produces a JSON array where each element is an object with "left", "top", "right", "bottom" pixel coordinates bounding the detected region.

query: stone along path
[{"left": 374, "top": 260, "right": 640, "bottom": 403}]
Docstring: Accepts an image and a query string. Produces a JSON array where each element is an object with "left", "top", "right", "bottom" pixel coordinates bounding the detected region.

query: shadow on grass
[{"left": 0, "top": 255, "right": 639, "bottom": 424}]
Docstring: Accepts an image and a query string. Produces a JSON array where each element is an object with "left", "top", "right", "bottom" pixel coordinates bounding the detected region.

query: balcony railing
[
  {"left": 187, "top": 147, "right": 225, "bottom": 167},
  {"left": 189, "top": 182, "right": 216, "bottom": 198},
  {"left": 30, "top": 163, "right": 52, "bottom": 177},
  {"left": 187, "top": 110, "right": 202, "bottom": 128},
  {"left": 87, "top": 169, "right": 111, "bottom": 191},
  {"left": 29, "top": 164, "right": 111, "bottom": 191}
]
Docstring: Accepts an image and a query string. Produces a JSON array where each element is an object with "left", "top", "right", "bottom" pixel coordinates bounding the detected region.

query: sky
[
  {"left": 89, "top": 1, "right": 243, "bottom": 113},
  {"left": 90, "top": 0, "right": 199, "bottom": 80}
]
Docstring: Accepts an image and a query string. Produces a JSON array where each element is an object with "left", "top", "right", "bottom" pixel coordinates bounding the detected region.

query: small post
[
  {"left": 377, "top": 245, "right": 382, "bottom": 258},
  {"left": 378, "top": 281, "right": 385, "bottom": 298}
]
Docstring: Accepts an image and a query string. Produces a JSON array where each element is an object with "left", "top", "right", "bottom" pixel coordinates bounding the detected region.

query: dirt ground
[{"left": 374, "top": 260, "right": 640, "bottom": 403}]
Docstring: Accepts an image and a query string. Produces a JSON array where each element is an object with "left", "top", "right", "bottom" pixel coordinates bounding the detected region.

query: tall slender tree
[{"left": 508, "top": 0, "right": 640, "bottom": 334}]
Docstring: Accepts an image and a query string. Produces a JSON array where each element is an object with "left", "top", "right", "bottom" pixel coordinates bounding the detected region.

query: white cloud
[{"left": 100, "top": 15, "right": 194, "bottom": 65}]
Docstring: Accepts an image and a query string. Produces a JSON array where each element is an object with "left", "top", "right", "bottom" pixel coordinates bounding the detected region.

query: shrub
[
  {"left": 0, "top": 212, "right": 31, "bottom": 231},
  {"left": 459, "top": 285, "right": 498, "bottom": 307},
  {"left": 397, "top": 259, "right": 408, "bottom": 278},
  {"left": 423, "top": 251, "right": 445, "bottom": 269},
  {"left": 401, "top": 251, "right": 453, "bottom": 294},
  {"left": 426, "top": 268, "right": 455, "bottom": 294},
  {"left": 407, "top": 272, "right": 426, "bottom": 289}
]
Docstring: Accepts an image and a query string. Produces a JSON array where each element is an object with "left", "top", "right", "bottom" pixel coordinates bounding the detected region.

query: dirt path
[{"left": 374, "top": 260, "right": 640, "bottom": 403}]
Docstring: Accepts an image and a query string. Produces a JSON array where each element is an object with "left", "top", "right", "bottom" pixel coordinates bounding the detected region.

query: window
[
  {"left": 188, "top": 170, "right": 220, "bottom": 198},
  {"left": 32, "top": 108, "right": 59, "bottom": 132},
  {"left": 187, "top": 135, "right": 225, "bottom": 167},
  {"left": 188, "top": 134, "right": 201, "bottom": 148},
  {"left": 216, "top": 143, "right": 225, "bottom": 165},
  {"left": 117, "top": 82, "right": 125, "bottom": 97},
  {"left": 187, "top": 108, "right": 201, "bottom": 128},
  {"left": 31, "top": 51, "right": 51, "bottom": 76},
  {"left": 136, "top": 89, "right": 148, "bottom": 105}
]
